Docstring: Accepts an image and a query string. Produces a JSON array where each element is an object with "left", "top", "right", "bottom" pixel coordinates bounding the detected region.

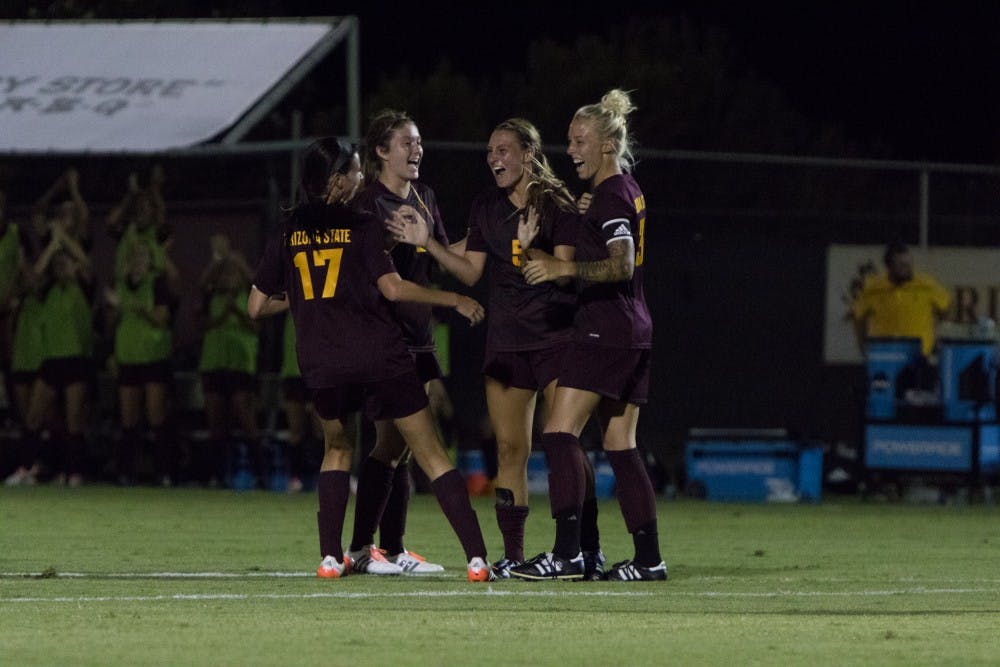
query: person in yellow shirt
[{"left": 852, "top": 243, "right": 951, "bottom": 356}]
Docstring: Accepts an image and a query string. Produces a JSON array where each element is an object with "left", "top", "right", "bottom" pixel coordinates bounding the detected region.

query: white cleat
[
  {"left": 389, "top": 549, "right": 445, "bottom": 574},
  {"left": 347, "top": 545, "right": 403, "bottom": 575}
]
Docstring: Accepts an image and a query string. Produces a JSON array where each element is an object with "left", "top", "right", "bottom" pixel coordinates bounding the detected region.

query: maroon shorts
[
  {"left": 201, "top": 370, "right": 256, "bottom": 396},
  {"left": 482, "top": 346, "right": 564, "bottom": 391},
  {"left": 281, "top": 376, "right": 311, "bottom": 403},
  {"left": 557, "top": 343, "right": 651, "bottom": 405},
  {"left": 312, "top": 368, "right": 429, "bottom": 423},
  {"left": 410, "top": 349, "right": 443, "bottom": 384},
  {"left": 118, "top": 361, "right": 172, "bottom": 387},
  {"left": 39, "top": 357, "right": 94, "bottom": 390}
]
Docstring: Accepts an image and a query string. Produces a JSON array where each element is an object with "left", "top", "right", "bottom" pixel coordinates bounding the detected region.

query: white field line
[{"left": 2, "top": 590, "right": 654, "bottom": 603}]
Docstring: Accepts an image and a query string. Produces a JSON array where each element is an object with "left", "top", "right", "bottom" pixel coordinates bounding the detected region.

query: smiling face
[
  {"left": 486, "top": 129, "right": 532, "bottom": 192},
  {"left": 566, "top": 117, "right": 611, "bottom": 184},
  {"left": 378, "top": 122, "right": 423, "bottom": 187}
]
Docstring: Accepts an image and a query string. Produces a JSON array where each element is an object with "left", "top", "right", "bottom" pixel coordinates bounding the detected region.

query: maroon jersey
[
  {"left": 253, "top": 203, "right": 414, "bottom": 386},
  {"left": 466, "top": 188, "right": 578, "bottom": 352},
  {"left": 572, "top": 174, "right": 652, "bottom": 348},
  {"left": 352, "top": 181, "right": 449, "bottom": 352}
]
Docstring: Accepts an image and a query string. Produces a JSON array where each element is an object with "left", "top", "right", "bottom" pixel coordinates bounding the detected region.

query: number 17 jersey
[{"left": 253, "top": 204, "right": 413, "bottom": 387}]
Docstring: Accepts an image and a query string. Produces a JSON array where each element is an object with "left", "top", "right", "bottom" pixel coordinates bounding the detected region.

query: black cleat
[
  {"left": 604, "top": 559, "right": 668, "bottom": 581},
  {"left": 491, "top": 557, "right": 522, "bottom": 579},
  {"left": 582, "top": 550, "right": 606, "bottom": 581},
  {"left": 509, "top": 552, "right": 584, "bottom": 581}
]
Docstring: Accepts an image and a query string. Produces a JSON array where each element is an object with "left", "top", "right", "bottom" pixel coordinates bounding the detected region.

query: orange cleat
[
  {"left": 316, "top": 555, "right": 348, "bottom": 579},
  {"left": 467, "top": 557, "right": 496, "bottom": 582}
]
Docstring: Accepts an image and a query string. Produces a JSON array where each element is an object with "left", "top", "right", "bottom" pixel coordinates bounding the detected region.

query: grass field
[{"left": 2, "top": 486, "right": 999, "bottom": 666}]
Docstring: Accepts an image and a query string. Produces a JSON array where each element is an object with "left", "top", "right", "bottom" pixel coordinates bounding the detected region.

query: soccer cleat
[
  {"left": 347, "top": 545, "right": 403, "bottom": 575},
  {"left": 389, "top": 549, "right": 444, "bottom": 574},
  {"left": 582, "top": 550, "right": 607, "bottom": 581},
  {"left": 467, "top": 556, "right": 496, "bottom": 582},
  {"left": 509, "top": 552, "right": 584, "bottom": 581},
  {"left": 316, "top": 555, "right": 348, "bottom": 579},
  {"left": 604, "top": 559, "right": 668, "bottom": 582},
  {"left": 490, "top": 557, "right": 521, "bottom": 579}
]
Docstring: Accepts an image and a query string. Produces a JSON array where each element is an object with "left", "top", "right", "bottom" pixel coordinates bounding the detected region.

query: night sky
[{"left": 341, "top": 2, "right": 1000, "bottom": 164}]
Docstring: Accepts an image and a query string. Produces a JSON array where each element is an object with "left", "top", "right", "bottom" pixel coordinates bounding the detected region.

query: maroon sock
[
  {"left": 349, "top": 457, "right": 395, "bottom": 552},
  {"left": 316, "top": 470, "right": 351, "bottom": 560},
  {"left": 606, "top": 448, "right": 658, "bottom": 534},
  {"left": 431, "top": 469, "right": 487, "bottom": 561},
  {"left": 542, "top": 432, "right": 586, "bottom": 516},
  {"left": 495, "top": 501, "right": 530, "bottom": 562},
  {"left": 542, "top": 432, "right": 586, "bottom": 557},
  {"left": 580, "top": 453, "right": 601, "bottom": 552},
  {"left": 378, "top": 463, "right": 411, "bottom": 555}
]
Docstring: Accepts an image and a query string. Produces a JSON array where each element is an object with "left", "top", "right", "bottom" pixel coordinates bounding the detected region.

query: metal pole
[
  {"left": 919, "top": 170, "right": 929, "bottom": 248},
  {"left": 290, "top": 110, "right": 303, "bottom": 207},
  {"left": 346, "top": 16, "right": 361, "bottom": 142}
]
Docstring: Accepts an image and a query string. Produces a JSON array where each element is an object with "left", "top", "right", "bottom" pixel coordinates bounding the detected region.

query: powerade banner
[
  {"left": 824, "top": 244, "right": 1000, "bottom": 364},
  {"left": 864, "top": 424, "right": 973, "bottom": 471},
  {"left": 0, "top": 22, "right": 333, "bottom": 152}
]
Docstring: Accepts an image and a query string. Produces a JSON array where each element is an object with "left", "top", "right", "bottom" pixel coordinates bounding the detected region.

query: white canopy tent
[{"left": 0, "top": 18, "right": 360, "bottom": 154}]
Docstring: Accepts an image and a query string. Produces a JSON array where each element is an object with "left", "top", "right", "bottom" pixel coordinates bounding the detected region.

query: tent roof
[{"left": 0, "top": 18, "right": 359, "bottom": 155}]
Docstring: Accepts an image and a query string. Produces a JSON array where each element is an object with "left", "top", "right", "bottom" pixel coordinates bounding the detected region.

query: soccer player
[
  {"left": 197, "top": 233, "right": 261, "bottom": 487},
  {"left": 388, "top": 118, "right": 606, "bottom": 579},
  {"left": 248, "top": 137, "right": 494, "bottom": 582},
  {"left": 511, "top": 89, "right": 667, "bottom": 581},
  {"left": 28, "top": 224, "right": 95, "bottom": 487},
  {"left": 348, "top": 109, "right": 451, "bottom": 574},
  {"left": 104, "top": 240, "right": 175, "bottom": 486}
]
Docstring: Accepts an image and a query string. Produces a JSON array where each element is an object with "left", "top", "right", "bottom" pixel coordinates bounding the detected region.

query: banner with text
[
  {"left": 824, "top": 244, "right": 1000, "bottom": 364},
  {"left": 0, "top": 22, "right": 334, "bottom": 152}
]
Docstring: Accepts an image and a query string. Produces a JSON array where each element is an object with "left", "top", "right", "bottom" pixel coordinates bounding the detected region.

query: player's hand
[
  {"left": 387, "top": 205, "right": 430, "bottom": 248},
  {"left": 454, "top": 294, "right": 485, "bottom": 325},
  {"left": 517, "top": 205, "right": 540, "bottom": 250},
  {"left": 576, "top": 192, "right": 592, "bottom": 214},
  {"left": 522, "top": 249, "right": 565, "bottom": 285}
]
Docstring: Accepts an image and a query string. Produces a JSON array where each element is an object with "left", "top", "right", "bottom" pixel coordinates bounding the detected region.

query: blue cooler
[
  {"left": 684, "top": 438, "right": 823, "bottom": 503},
  {"left": 939, "top": 339, "right": 998, "bottom": 422},
  {"left": 865, "top": 337, "right": 922, "bottom": 420}
]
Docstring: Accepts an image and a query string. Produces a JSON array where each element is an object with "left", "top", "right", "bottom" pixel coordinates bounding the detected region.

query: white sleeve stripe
[
  {"left": 601, "top": 218, "right": 630, "bottom": 229},
  {"left": 606, "top": 236, "right": 634, "bottom": 246}
]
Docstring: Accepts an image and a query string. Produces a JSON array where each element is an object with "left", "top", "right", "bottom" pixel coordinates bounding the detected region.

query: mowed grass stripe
[{"left": 4, "top": 587, "right": 999, "bottom": 605}]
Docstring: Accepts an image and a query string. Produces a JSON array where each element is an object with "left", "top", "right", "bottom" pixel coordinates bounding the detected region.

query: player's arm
[
  {"left": 386, "top": 205, "right": 486, "bottom": 286},
  {"left": 523, "top": 237, "right": 633, "bottom": 285},
  {"left": 376, "top": 272, "right": 484, "bottom": 325},
  {"left": 247, "top": 285, "right": 289, "bottom": 320}
]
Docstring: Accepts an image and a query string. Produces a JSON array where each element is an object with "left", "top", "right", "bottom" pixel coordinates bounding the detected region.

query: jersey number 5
[
  {"left": 292, "top": 249, "right": 344, "bottom": 299},
  {"left": 634, "top": 194, "right": 647, "bottom": 267}
]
